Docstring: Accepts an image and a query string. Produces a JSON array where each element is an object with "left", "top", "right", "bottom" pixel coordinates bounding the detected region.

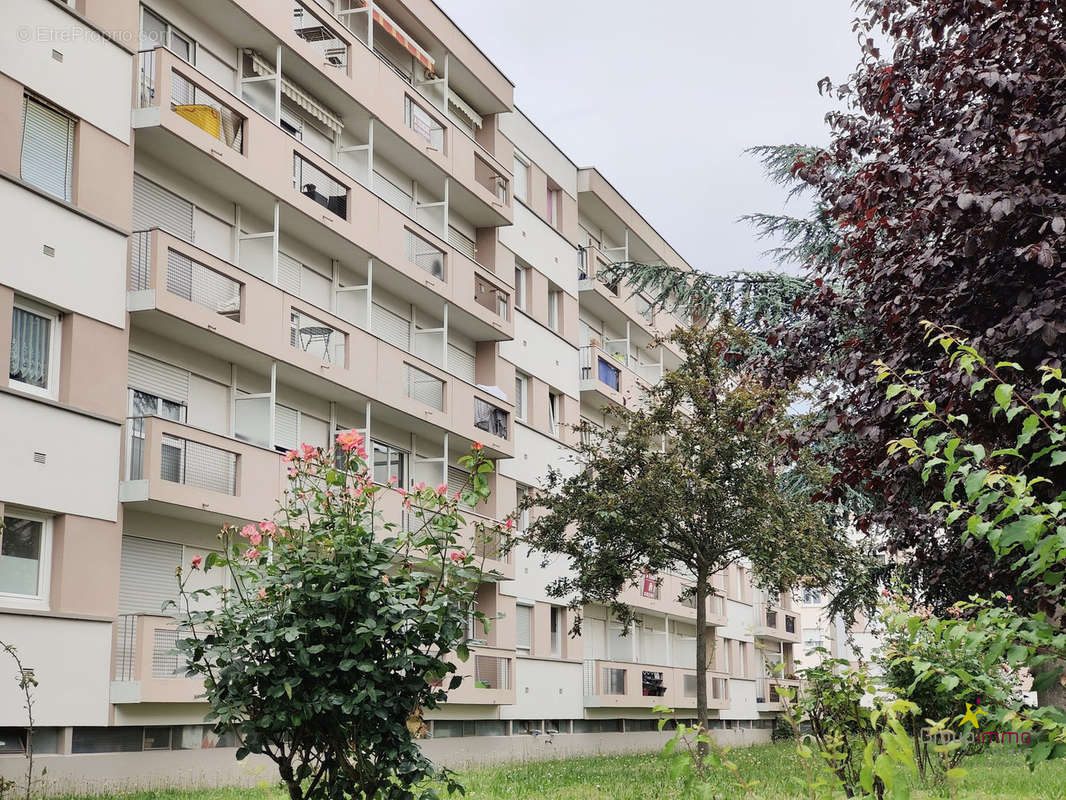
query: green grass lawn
[{"left": 55, "top": 743, "right": 1066, "bottom": 800}]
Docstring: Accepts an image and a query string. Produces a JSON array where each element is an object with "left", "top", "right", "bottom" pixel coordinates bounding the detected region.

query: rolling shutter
[
  {"left": 372, "top": 303, "right": 411, "bottom": 350},
  {"left": 133, "top": 174, "right": 193, "bottom": 240},
  {"left": 448, "top": 226, "right": 476, "bottom": 260},
  {"left": 128, "top": 352, "right": 189, "bottom": 404},
  {"left": 447, "top": 344, "right": 475, "bottom": 383},
  {"left": 448, "top": 465, "right": 472, "bottom": 508},
  {"left": 118, "top": 535, "right": 182, "bottom": 614},
  {"left": 21, "top": 96, "right": 74, "bottom": 202},
  {"left": 516, "top": 604, "right": 532, "bottom": 651},
  {"left": 274, "top": 404, "right": 299, "bottom": 451},
  {"left": 278, "top": 250, "right": 302, "bottom": 294}
]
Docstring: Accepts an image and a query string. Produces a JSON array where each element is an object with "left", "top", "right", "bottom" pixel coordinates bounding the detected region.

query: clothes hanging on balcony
[{"left": 173, "top": 104, "right": 221, "bottom": 138}]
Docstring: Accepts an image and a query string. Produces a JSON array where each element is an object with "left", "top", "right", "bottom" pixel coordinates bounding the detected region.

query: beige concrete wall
[
  {"left": 0, "top": 728, "right": 772, "bottom": 796},
  {"left": 50, "top": 514, "right": 122, "bottom": 617}
]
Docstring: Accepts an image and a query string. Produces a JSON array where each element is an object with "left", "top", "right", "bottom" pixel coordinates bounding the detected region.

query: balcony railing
[
  {"left": 473, "top": 398, "right": 508, "bottom": 440},
  {"left": 474, "top": 155, "right": 507, "bottom": 205},
  {"left": 474, "top": 274, "right": 508, "bottom": 319},
  {"left": 294, "top": 153, "right": 348, "bottom": 218},
  {"left": 289, "top": 308, "right": 346, "bottom": 363},
  {"left": 404, "top": 229, "right": 445, "bottom": 279},
  {"left": 128, "top": 420, "right": 238, "bottom": 496},
  {"left": 406, "top": 364, "right": 444, "bottom": 410},
  {"left": 292, "top": 0, "right": 349, "bottom": 69},
  {"left": 580, "top": 346, "right": 622, "bottom": 392},
  {"left": 474, "top": 655, "right": 510, "bottom": 690},
  {"left": 114, "top": 614, "right": 188, "bottom": 680},
  {"left": 167, "top": 249, "right": 242, "bottom": 318},
  {"left": 404, "top": 95, "right": 445, "bottom": 152},
  {"left": 137, "top": 49, "right": 245, "bottom": 154}
]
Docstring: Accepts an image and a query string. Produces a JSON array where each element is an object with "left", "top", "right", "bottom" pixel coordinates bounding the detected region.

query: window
[
  {"left": 9, "top": 300, "right": 61, "bottom": 399},
  {"left": 683, "top": 674, "right": 698, "bottom": 698},
  {"left": 21, "top": 96, "right": 75, "bottom": 202},
  {"left": 140, "top": 8, "right": 194, "bottom": 63},
  {"left": 802, "top": 588, "right": 823, "bottom": 605},
  {"left": 371, "top": 440, "right": 407, "bottom": 486},
  {"left": 0, "top": 513, "right": 51, "bottom": 606},
  {"left": 547, "top": 391, "right": 560, "bottom": 437},
  {"left": 547, "top": 287, "right": 561, "bottom": 333},
  {"left": 127, "top": 389, "right": 187, "bottom": 481},
  {"left": 516, "top": 484, "right": 531, "bottom": 532},
  {"left": 514, "top": 373, "right": 528, "bottom": 422},
  {"left": 603, "top": 667, "right": 625, "bottom": 695},
  {"left": 516, "top": 603, "right": 532, "bottom": 654},
  {"left": 546, "top": 187, "right": 560, "bottom": 228},
  {"left": 737, "top": 641, "right": 749, "bottom": 678},
  {"left": 514, "top": 261, "right": 530, "bottom": 311},
  {"left": 474, "top": 398, "right": 508, "bottom": 439},
  {"left": 512, "top": 153, "right": 529, "bottom": 204},
  {"left": 550, "top": 606, "right": 562, "bottom": 657}
]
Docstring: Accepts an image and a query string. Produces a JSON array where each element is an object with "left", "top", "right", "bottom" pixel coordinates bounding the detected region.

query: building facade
[{"left": 0, "top": 0, "right": 788, "bottom": 789}]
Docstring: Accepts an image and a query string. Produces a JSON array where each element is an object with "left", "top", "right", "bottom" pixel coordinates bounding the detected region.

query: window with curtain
[
  {"left": 547, "top": 391, "right": 560, "bottom": 436},
  {"left": 21, "top": 96, "right": 75, "bottom": 202},
  {"left": 514, "top": 373, "right": 527, "bottom": 421},
  {"left": 9, "top": 304, "right": 58, "bottom": 396}
]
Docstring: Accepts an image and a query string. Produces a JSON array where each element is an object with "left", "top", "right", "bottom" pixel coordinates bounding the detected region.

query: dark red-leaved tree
[{"left": 605, "top": 0, "right": 1066, "bottom": 613}]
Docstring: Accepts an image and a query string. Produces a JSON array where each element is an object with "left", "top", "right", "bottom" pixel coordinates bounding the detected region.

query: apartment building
[{"left": 0, "top": 0, "right": 786, "bottom": 788}]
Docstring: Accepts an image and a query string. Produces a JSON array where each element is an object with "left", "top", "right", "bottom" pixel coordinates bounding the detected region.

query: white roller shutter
[
  {"left": 448, "top": 226, "right": 476, "bottom": 260},
  {"left": 21, "top": 97, "right": 74, "bottom": 202},
  {"left": 133, "top": 174, "right": 193, "bottom": 240},
  {"left": 128, "top": 352, "right": 190, "bottom": 403},
  {"left": 447, "top": 344, "right": 475, "bottom": 383},
  {"left": 516, "top": 604, "right": 532, "bottom": 651},
  {"left": 274, "top": 404, "right": 299, "bottom": 451},
  {"left": 372, "top": 303, "right": 411, "bottom": 351},
  {"left": 448, "top": 465, "right": 472, "bottom": 508},
  {"left": 118, "top": 535, "right": 182, "bottom": 614},
  {"left": 278, "top": 251, "right": 302, "bottom": 294}
]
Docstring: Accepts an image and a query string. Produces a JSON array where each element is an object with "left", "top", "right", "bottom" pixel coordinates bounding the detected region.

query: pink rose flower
[
  {"left": 240, "top": 524, "right": 257, "bottom": 539},
  {"left": 300, "top": 443, "right": 316, "bottom": 459},
  {"left": 436, "top": 483, "right": 448, "bottom": 495},
  {"left": 414, "top": 482, "right": 426, "bottom": 492},
  {"left": 472, "top": 442, "right": 483, "bottom": 451},
  {"left": 449, "top": 550, "right": 466, "bottom": 562},
  {"left": 257, "top": 587, "right": 267, "bottom": 600},
  {"left": 259, "top": 521, "right": 277, "bottom": 534},
  {"left": 191, "top": 555, "right": 203, "bottom": 570},
  {"left": 1005, "top": 594, "right": 1013, "bottom": 602},
  {"left": 249, "top": 532, "right": 263, "bottom": 547},
  {"left": 505, "top": 518, "right": 513, "bottom": 531},
  {"left": 389, "top": 475, "right": 399, "bottom": 486},
  {"left": 282, "top": 450, "right": 298, "bottom": 462},
  {"left": 245, "top": 547, "right": 260, "bottom": 560},
  {"left": 336, "top": 430, "right": 364, "bottom": 452}
]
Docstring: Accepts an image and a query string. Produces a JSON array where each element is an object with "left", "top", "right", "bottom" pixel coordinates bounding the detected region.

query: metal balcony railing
[
  {"left": 294, "top": 153, "right": 348, "bottom": 218},
  {"left": 289, "top": 308, "right": 345, "bottom": 363},
  {"left": 404, "top": 95, "right": 445, "bottom": 152},
  {"left": 404, "top": 229, "right": 445, "bottom": 279},
  {"left": 473, "top": 155, "right": 507, "bottom": 204},
  {"left": 292, "top": 0, "right": 348, "bottom": 69},
  {"left": 127, "top": 418, "right": 238, "bottom": 496},
  {"left": 166, "top": 250, "right": 241, "bottom": 318},
  {"left": 405, "top": 364, "right": 444, "bottom": 411}
]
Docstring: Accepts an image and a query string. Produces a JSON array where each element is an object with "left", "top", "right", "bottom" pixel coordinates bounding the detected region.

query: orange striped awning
[{"left": 372, "top": 5, "right": 435, "bottom": 74}]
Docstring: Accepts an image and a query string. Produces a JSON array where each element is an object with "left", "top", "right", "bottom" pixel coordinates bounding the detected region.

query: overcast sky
[{"left": 436, "top": 0, "right": 860, "bottom": 274}]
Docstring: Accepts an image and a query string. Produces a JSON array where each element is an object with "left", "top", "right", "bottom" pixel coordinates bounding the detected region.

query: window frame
[
  {"left": 515, "top": 602, "right": 532, "bottom": 654},
  {"left": 514, "top": 263, "right": 529, "bottom": 311},
  {"left": 141, "top": 6, "right": 196, "bottom": 63},
  {"left": 547, "top": 288, "right": 561, "bottom": 333},
  {"left": 9, "top": 298, "right": 62, "bottom": 400},
  {"left": 512, "top": 152, "right": 530, "bottom": 205},
  {"left": 547, "top": 391, "right": 560, "bottom": 437},
  {"left": 514, "top": 373, "right": 528, "bottom": 422},
  {"left": 0, "top": 510, "right": 53, "bottom": 610},
  {"left": 370, "top": 439, "right": 408, "bottom": 487},
  {"left": 21, "top": 94, "right": 76, "bottom": 203}
]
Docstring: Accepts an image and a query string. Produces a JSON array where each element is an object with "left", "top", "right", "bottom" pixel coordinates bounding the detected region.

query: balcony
[
  {"left": 126, "top": 228, "right": 513, "bottom": 459},
  {"left": 110, "top": 614, "right": 203, "bottom": 704},
  {"left": 753, "top": 604, "right": 801, "bottom": 643},
  {"left": 582, "top": 660, "right": 729, "bottom": 711},
  {"left": 132, "top": 48, "right": 513, "bottom": 343},
  {"left": 614, "top": 573, "right": 728, "bottom": 626},
  {"left": 120, "top": 415, "right": 286, "bottom": 524},
  {"left": 755, "top": 677, "right": 801, "bottom": 712},
  {"left": 437, "top": 646, "right": 514, "bottom": 706},
  {"left": 579, "top": 345, "right": 651, "bottom": 411}
]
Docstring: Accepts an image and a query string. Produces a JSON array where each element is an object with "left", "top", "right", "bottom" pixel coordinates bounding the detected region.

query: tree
[
  {"left": 175, "top": 432, "right": 506, "bottom": 800},
  {"left": 516, "top": 322, "right": 865, "bottom": 759},
  {"left": 603, "top": 0, "right": 1066, "bottom": 612},
  {"left": 878, "top": 324, "right": 1066, "bottom": 728}
]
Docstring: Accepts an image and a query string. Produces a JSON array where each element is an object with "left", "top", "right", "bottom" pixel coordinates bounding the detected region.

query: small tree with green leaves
[
  {"left": 175, "top": 432, "right": 506, "bottom": 800},
  {"left": 517, "top": 321, "right": 865, "bottom": 763},
  {"left": 876, "top": 323, "right": 1066, "bottom": 766}
]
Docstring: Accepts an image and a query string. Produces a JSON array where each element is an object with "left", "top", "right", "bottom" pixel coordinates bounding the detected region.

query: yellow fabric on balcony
[{"left": 173, "top": 104, "right": 221, "bottom": 138}]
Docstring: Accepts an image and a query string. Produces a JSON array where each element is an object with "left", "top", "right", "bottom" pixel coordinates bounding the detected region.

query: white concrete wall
[
  {"left": 501, "top": 658, "right": 584, "bottom": 721},
  {"left": 507, "top": 547, "right": 574, "bottom": 605},
  {"left": 499, "top": 423, "right": 574, "bottom": 489},
  {"left": 498, "top": 203, "right": 579, "bottom": 296},
  {"left": 500, "top": 312, "right": 579, "bottom": 398},
  {"left": 0, "top": 393, "right": 120, "bottom": 522},
  {"left": 0, "top": 182, "right": 129, "bottom": 328},
  {"left": 0, "top": 0, "right": 132, "bottom": 144},
  {"left": 499, "top": 111, "right": 577, "bottom": 197},
  {"left": 0, "top": 614, "right": 112, "bottom": 726}
]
